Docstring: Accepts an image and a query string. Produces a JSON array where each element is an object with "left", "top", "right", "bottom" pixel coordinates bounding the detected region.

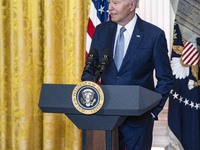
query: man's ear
[{"left": 130, "top": 0, "right": 138, "bottom": 11}]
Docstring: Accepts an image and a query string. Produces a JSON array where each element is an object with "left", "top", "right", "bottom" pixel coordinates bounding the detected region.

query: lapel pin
[{"left": 136, "top": 35, "right": 140, "bottom": 38}]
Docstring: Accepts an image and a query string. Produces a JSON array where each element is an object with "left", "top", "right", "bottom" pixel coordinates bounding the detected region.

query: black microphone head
[
  {"left": 89, "top": 48, "right": 98, "bottom": 55},
  {"left": 102, "top": 48, "right": 112, "bottom": 65},
  {"left": 85, "top": 48, "right": 98, "bottom": 71},
  {"left": 94, "top": 48, "right": 112, "bottom": 82},
  {"left": 86, "top": 48, "right": 98, "bottom": 61},
  {"left": 103, "top": 48, "right": 112, "bottom": 57},
  {"left": 86, "top": 48, "right": 98, "bottom": 63}
]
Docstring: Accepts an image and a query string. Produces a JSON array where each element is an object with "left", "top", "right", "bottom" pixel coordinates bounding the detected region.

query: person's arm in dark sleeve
[{"left": 151, "top": 30, "right": 174, "bottom": 120}]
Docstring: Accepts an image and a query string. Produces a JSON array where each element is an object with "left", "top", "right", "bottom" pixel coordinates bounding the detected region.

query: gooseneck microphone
[
  {"left": 84, "top": 48, "right": 98, "bottom": 73},
  {"left": 94, "top": 48, "right": 111, "bottom": 83}
]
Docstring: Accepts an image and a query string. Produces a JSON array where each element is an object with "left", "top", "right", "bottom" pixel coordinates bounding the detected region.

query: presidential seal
[{"left": 72, "top": 81, "right": 104, "bottom": 115}]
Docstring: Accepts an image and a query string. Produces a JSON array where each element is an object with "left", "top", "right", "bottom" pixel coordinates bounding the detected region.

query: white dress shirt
[{"left": 113, "top": 15, "right": 137, "bottom": 59}]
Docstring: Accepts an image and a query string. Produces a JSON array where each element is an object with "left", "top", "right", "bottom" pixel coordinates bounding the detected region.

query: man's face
[{"left": 108, "top": 0, "right": 137, "bottom": 26}]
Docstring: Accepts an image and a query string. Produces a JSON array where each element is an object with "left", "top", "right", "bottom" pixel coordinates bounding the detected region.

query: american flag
[{"left": 86, "top": 0, "right": 109, "bottom": 55}]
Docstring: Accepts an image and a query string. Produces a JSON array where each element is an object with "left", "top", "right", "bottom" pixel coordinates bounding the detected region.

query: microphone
[
  {"left": 84, "top": 48, "right": 98, "bottom": 72},
  {"left": 94, "top": 48, "right": 112, "bottom": 83}
]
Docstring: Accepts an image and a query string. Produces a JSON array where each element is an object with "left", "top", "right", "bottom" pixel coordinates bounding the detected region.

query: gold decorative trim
[
  {"left": 191, "top": 65, "right": 199, "bottom": 81},
  {"left": 194, "top": 80, "right": 200, "bottom": 87},
  {"left": 72, "top": 81, "right": 104, "bottom": 115},
  {"left": 172, "top": 45, "right": 183, "bottom": 55}
]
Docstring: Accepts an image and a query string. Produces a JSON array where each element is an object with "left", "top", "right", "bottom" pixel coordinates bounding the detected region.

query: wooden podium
[{"left": 38, "top": 84, "right": 161, "bottom": 150}]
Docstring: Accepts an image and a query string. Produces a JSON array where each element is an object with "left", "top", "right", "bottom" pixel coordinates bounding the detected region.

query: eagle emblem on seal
[{"left": 81, "top": 89, "right": 96, "bottom": 107}]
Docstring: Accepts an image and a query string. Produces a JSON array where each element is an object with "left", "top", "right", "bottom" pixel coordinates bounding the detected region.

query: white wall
[{"left": 136, "top": 0, "right": 179, "bottom": 55}]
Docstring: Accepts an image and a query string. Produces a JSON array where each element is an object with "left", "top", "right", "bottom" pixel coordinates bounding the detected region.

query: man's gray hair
[{"left": 136, "top": 0, "right": 140, "bottom": 8}]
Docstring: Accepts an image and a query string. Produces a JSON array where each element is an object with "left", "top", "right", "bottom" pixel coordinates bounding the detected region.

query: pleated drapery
[{"left": 0, "top": 0, "right": 90, "bottom": 149}]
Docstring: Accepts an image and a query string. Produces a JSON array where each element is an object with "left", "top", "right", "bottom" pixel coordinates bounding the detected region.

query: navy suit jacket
[{"left": 82, "top": 15, "right": 173, "bottom": 125}]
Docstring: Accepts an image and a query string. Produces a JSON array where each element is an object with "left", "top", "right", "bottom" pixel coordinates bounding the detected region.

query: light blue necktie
[{"left": 114, "top": 27, "right": 126, "bottom": 70}]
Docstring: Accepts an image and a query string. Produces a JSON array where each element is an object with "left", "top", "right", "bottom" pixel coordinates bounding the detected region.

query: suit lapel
[
  {"left": 108, "top": 23, "right": 117, "bottom": 54},
  {"left": 106, "top": 23, "right": 118, "bottom": 72},
  {"left": 120, "top": 16, "right": 144, "bottom": 70}
]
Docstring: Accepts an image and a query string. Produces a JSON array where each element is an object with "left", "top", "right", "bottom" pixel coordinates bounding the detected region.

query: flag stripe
[
  {"left": 182, "top": 44, "right": 193, "bottom": 58},
  {"left": 89, "top": 1, "right": 101, "bottom": 27},
  {"left": 86, "top": 0, "right": 109, "bottom": 53},
  {"left": 87, "top": 18, "right": 96, "bottom": 39},
  {"left": 183, "top": 48, "right": 196, "bottom": 63},
  {"left": 189, "top": 53, "right": 199, "bottom": 65}
]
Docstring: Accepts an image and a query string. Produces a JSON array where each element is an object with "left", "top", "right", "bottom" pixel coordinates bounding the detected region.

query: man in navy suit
[{"left": 82, "top": 0, "right": 173, "bottom": 149}]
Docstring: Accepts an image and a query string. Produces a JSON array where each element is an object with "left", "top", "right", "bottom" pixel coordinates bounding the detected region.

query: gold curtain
[{"left": 0, "top": 0, "right": 90, "bottom": 149}]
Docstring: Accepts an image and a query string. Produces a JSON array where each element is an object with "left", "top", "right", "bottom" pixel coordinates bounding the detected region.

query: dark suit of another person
[{"left": 81, "top": 1, "right": 173, "bottom": 149}]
